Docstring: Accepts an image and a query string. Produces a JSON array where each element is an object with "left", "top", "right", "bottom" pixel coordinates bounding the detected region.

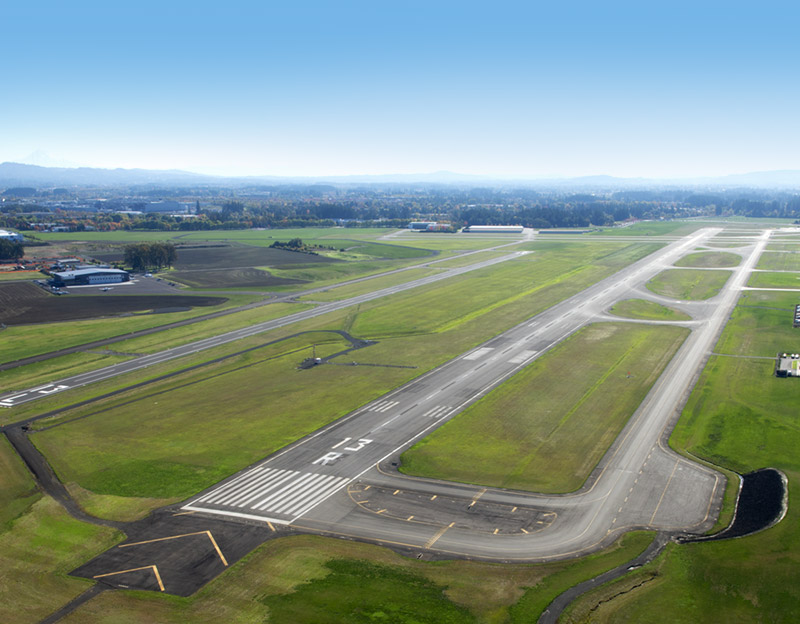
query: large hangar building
[
  {"left": 51, "top": 268, "right": 130, "bottom": 286},
  {"left": 463, "top": 225, "right": 524, "bottom": 233}
]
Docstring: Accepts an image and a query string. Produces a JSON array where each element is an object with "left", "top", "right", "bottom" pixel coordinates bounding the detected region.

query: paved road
[
  {"left": 180, "top": 227, "right": 768, "bottom": 560},
  {"left": 0, "top": 250, "right": 526, "bottom": 408}
]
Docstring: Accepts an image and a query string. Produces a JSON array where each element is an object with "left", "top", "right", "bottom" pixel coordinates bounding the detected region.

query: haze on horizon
[{"left": 2, "top": 1, "right": 798, "bottom": 180}]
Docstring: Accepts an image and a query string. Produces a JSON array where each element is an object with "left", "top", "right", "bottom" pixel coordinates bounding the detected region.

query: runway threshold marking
[
  {"left": 93, "top": 564, "right": 165, "bottom": 592},
  {"left": 118, "top": 530, "right": 229, "bottom": 566}
]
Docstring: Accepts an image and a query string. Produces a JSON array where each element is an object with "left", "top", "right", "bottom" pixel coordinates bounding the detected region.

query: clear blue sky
[{"left": 2, "top": 1, "right": 798, "bottom": 178}]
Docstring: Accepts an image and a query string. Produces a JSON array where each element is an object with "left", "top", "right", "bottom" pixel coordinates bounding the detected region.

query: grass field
[
  {"left": 592, "top": 221, "right": 702, "bottom": 237},
  {"left": 646, "top": 269, "right": 731, "bottom": 300},
  {"left": 712, "top": 290, "right": 799, "bottom": 357},
  {"left": 0, "top": 270, "right": 41, "bottom": 281},
  {"left": 608, "top": 299, "right": 691, "bottom": 321},
  {"left": 400, "top": 323, "right": 689, "bottom": 493},
  {"left": 21, "top": 241, "right": 663, "bottom": 501},
  {"left": 297, "top": 267, "right": 441, "bottom": 302},
  {"left": 756, "top": 251, "right": 800, "bottom": 271},
  {"left": 747, "top": 271, "right": 800, "bottom": 289},
  {"left": 562, "top": 287, "right": 800, "bottom": 623},
  {"left": 0, "top": 437, "right": 120, "bottom": 624},
  {"left": 673, "top": 251, "right": 741, "bottom": 268},
  {"left": 57, "top": 532, "right": 654, "bottom": 624}
]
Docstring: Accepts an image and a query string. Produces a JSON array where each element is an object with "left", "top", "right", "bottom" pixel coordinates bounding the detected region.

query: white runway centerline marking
[
  {"left": 369, "top": 400, "right": 399, "bottom": 413},
  {"left": 463, "top": 347, "right": 494, "bottom": 361},
  {"left": 508, "top": 350, "right": 537, "bottom": 364}
]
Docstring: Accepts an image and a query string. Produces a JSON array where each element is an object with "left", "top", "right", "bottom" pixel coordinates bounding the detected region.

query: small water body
[{"left": 684, "top": 468, "right": 786, "bottom": 542}]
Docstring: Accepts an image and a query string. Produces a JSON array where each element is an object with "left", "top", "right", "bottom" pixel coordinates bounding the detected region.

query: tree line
[
  {"left": 123, "top": 242, "right": 177, "bottom": 271},
  {"left": 0, "top": 238, "right": 24, "bottom": 261}
]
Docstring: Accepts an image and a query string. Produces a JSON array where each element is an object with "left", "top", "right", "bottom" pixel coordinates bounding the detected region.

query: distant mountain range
[{"left": 2, "top": 161, "right": 800, "bottom": 190}]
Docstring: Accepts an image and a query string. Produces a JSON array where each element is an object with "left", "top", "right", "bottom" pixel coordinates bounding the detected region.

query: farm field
[
  {"left": 673, "top": 251, "right": 741, "bottom": 268},
  {"left": 91, "top": 243, "right": 342, "bottom": 270},
  {"left": 646, "top": 268, "right": 731, "bottom": 300},
  {"left": 747, "top": 271, "right": 800, "bottom": 289},
  {"left": 400, "top": 322, "right": 688, "bottom": 493},
  {"left": 169, "top": 267, "right": 304, "bottom": 289},
  {"left": 608, "top": 298, "right": 691, "bottom": 321},
  {"left": 563, "top": 288, "right": 800, "bottom": 623},
  {"left": 756, "top": 250, "right": 800, "bottom": 271},
  {"left": 0, "top": 281, "right": 227, "bottom": 325}
]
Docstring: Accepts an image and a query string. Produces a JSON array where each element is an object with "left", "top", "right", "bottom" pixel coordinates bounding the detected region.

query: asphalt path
[
  {"left": 180, "top": 227, "right": 768, "bottom": 561},
  {"left": 0, "top": 249, "right": 526, "bottom": 408}
]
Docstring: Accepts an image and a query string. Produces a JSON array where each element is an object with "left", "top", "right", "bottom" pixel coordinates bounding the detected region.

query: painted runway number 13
[{"left": 331, "top": 437, "right": 373, "bottom": 452}]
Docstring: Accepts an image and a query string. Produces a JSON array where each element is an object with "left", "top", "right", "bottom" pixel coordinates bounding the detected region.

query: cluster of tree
[
  {"left": 123, "top": 242, "right": 177, "bottom": 271},
  {"left": 0, "top": 238, "right": 24, "bottom": 261}
]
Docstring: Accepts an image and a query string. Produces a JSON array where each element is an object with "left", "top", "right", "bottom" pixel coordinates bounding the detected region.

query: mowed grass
[
  {"left": 748, "top": 271, "right": 800, "bottom": 289},
  {"left": 27, "top": 241, "right": 662, "bottom": 502},
  {"left": 646, "top": 269, "right": 731, "bottom": 300},
  {"left": 674, "top": 251, "right": 741, "bottom": 268},
  {"left": 31, "top": 332, "right": 365, "bottom": 498},
  {"left": 714, "top": 290, "right": 800, "bottom": 357},
  {"left": 0, "top": 302, "right": 309, "bottom": 392},
  {"left": 757, "top": 251, "right": 800, "bottom": 270},
  {"left": 562, "top": 286, "right": 800, "bottom": 623},
  {"left": 0, "top": 438, "right": 120, "bottom": 624},
  {"left": 0, "top": 435, "right": 41, "bottom": 530},
  {"left": 401, "top": 323, "right": 689, "bottom": 493},
  {"left": 348, "top": 242, "right": 662, "bottom": 338},
  {"left": 0, "top": 292, "right": 259, "bottom": 364},
  {"left": 609, "top": 299, "right": 691, "bottom": 321},
  {"left": 592, "top": 221, "right": 702, "bottom": 237},
  {"left": 60, "top": 532, "right": 654, "bottom": 624}
]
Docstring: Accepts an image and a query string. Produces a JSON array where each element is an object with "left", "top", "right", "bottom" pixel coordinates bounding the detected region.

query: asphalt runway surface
[{"left": 176, "top": 227, "right": 769, "bottom": 563}]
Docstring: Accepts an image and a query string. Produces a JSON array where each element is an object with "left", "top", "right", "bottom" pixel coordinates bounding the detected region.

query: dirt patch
[
  {"left": 168, "top": 267, "right": 305, "bottom": 289},
  {"left": 91, "top": 243, "right": 339, "bottom": 271},
  {"left": 0, "top": 282, "right": 227, "bottom": 325}
]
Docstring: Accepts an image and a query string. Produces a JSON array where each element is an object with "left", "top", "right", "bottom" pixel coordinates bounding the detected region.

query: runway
[
  {"left": 0, "top": 249, "right": 526, "bottom": 408},
  {"left": 179, "top": 227, "right": 768, "bottom": 560}
]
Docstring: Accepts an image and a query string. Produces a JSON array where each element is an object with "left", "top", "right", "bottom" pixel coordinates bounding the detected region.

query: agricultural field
[
  {"left": 0, "top": 281, "right": 227, "bottom": 325},
  {"left": 608, "top": 299, "right": 691, "bottom": 322},
  {"left": 400, "top": 323, "right": 688, "bottom": 493},
  {"left": 756, "top": 250, "right": 800, "bottom": 271},
  {"left": 673, "top": 251, "right": 741, "bottom": 268},
  {"left": 562, "top": 288, "right": 800, "bottom": 623},
  {"left": 747, "top": 271, "right": 800, "bottom": 289},
  {"left": 646, "top": 269, "right": 731, "bottom": 300},
  {"left": 169, "top": 267, "right": 303, "bottom": 289}
]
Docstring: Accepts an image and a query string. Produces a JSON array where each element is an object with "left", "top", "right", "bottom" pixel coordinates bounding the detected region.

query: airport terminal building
[{"left": 50, "top": 268, "right": 130, "bottom": 286}]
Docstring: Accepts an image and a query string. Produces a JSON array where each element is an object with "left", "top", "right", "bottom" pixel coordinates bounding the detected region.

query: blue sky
[{"left": 2, "top": 1, "right": 798, "bottom": 178}]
